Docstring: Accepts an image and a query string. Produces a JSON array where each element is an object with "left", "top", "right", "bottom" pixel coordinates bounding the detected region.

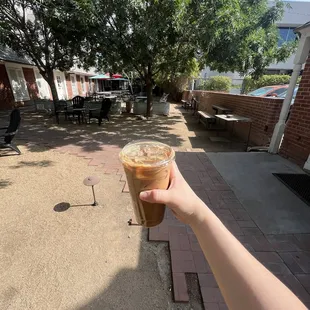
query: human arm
[{"left": 139, "top": 162, "right": 306, "bottom": 310}]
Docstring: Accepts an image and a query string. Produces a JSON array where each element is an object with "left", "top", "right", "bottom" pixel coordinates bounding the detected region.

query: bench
[
  {"left": 197, "top": 111, "right": 216, "bottom": 129},
  {"left": 181, "top": 99, "right": 192, "bottom": 110}
]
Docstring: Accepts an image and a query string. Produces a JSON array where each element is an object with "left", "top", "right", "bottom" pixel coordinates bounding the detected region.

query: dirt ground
[{"left": 0, "top": 148, "right": 202, "bottom": 310}]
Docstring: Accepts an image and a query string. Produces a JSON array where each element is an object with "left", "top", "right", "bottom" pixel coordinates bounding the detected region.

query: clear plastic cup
[{"left": 119, "top": 140, "right": 175, "bottom": 227}]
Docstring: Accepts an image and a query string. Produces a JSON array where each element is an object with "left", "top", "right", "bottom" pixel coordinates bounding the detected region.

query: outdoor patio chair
[
  {"left": 0, "top": 108, "right": 21, "bottom": 155},
  {"left": 88, "top": 98, "right": 112, "bottom": 126},
  {"left": 160, "top": 93, "right": 169, "bottom": 103},
  {"left": 72, "top": 95, "right": 85, "bottom": 108},
  {"left": 55, "top": 100, "right": 69, "bottom": 124}
]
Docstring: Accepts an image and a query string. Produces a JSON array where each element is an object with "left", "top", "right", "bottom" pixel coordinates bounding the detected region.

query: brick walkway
[{"left": 149, "top": 151, "right": 310, "bottom": 309}]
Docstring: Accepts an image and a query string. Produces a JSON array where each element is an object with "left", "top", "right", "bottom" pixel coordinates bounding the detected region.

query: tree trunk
[
  {"left": 240, "top": 72, "right": 250, "bottom": 94},
  {"left": 46, "top": 71, "right": 59, "bottom": 122},
  {"left": 47, "top": 71, "right": 59, "bottom": 104},
  {"left": 146, "top": 74, "right": 153, "bottom": 117},
  {"left": 240, "top": 78, "right": 246, "bottom": 94}
]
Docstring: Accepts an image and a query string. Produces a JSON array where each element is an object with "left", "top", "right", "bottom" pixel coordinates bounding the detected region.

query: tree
[
  {"left": 83, "top": 0, "right": 294, "bottom": 115},
  {"left": 82, "top": 0, "right": 199, "bottom": 117},
  {"left": 195, "top": 0, "right": 297, "bottom": 80},
  {"left": 0, "top": 0, "right": 89, "bottom": 105},
  {"left": 155, "top": 57, "right": 200, "bottom": 101}
]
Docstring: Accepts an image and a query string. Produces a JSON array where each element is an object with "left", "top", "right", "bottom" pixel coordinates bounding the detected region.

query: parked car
[
  {"left": 277, "top": 85, "right": 299, "bottom": 105},
  {"left": 247, "top": 85, "right": 289, "bottom": 97}
]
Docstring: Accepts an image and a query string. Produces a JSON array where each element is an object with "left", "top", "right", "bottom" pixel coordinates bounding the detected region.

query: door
[
  {"left": 34, "top": 70, "right": 50, "bottom": 99},
  {"left": 80, "top": 76, "right": 86, "bottom": 95},
  {"left": 7, "top": 67, "right": 30, "bottom": 101},
  {"left": 70, "top": 74, "right": 78, "bottom": 96},
  {"left": 55, "top": 73, "right": 67, "bottom": 100}
]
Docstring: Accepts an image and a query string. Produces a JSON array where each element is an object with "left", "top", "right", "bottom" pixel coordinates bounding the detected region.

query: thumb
[{"left": 139, "top": 189, "right": 171, "bottom": 205}]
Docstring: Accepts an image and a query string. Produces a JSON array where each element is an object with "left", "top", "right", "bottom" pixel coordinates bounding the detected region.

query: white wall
[
  {"left": 273, "top": 1, "right": 310, "bottom": 27},
  {"left": 70, "top": 64, "right": 97, "bottom": 76},
  {"left": 267, "top": 1, "right": 310, "bottom": 70}
]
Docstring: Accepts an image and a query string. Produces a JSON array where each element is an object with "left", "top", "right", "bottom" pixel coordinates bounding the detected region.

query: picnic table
[
  {"left": 212, "top": 104, "right": 233, "bottom": 115},
  {"left": 96, "top": 91, "right": 112, "bottom": 95},
  {"left": 215, "top": 114, "right": 252, "bottom": 149}
]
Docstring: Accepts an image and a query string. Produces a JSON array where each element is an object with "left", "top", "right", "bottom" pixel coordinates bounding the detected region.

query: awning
[{"left": 89, "top": 74, "right": 110, "bottom": 79}]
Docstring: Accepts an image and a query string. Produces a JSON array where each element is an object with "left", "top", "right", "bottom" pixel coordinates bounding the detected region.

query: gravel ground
[{"left": 0, "top": 146, "right": 202, "bottom": 310}]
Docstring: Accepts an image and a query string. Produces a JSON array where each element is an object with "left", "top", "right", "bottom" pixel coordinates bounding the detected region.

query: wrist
[{"left": 188, "top": 198, "right": 212, "bottom": 228}]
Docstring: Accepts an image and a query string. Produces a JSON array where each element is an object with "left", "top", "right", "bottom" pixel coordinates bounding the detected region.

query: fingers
[{"left": 139, "top": 189, "right": 172, "bottom": 205}]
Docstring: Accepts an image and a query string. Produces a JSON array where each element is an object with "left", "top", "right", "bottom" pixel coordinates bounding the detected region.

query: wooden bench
[{"left": 197, "top": 111, "right": 216, "bottom": 129}]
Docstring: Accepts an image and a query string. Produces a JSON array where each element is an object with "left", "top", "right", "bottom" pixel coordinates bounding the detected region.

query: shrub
[
  {"left": 242, "top": 75, "right": 301, "bottom": 94},
  {"left": 197, "top": 76, "right": 231, "bottom": 92}
]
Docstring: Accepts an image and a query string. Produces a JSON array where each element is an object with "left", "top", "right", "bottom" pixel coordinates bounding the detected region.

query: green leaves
[
  {"left": 197, "top": 76, "right": 232, "bottom": 92},
  {"left": 243, "top": 74, "right": 301, "bottom": 93},
  {"left": 0, "top": 0, "right": 295, "bottom": 99},
  {"left": 197, "top": 0, "right": 294, "bottom": 78},
  {"left": 0, "top": 0, "right": 89, "bottom": 74}
]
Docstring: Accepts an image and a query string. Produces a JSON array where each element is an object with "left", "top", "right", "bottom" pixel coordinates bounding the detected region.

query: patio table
[
  {"left": 72, "top": 108, "right": 86, "bottom": 124},
  {"left": 215, "top": 114, "right": 252, "bottom": 150},
  {"left": 136, "top": 96, "right": 147, "bottom": 100},
  {"left": 212, "top": 104, "right": 233, "bottom": 115}
]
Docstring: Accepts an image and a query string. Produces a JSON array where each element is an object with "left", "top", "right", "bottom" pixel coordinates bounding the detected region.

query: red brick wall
[
  {"left": 279, "top": 57, "right": 310, "bottom": 167},
  {"left": 65, "top": 74, "right": 73, "bottom": 99},
  {"left": 0, "top": 64, "right": 14, "bottom": 110},
  {"left": 183, "top": 90, "right": 283, "bottom": 146},
  {"left": 22, "top": 67, "right": 39, "bottom": 100}
]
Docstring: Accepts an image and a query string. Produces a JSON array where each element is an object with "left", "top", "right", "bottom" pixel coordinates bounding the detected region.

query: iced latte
[{"left": 119, "top": 140, "right": 175, "bottom": 227}]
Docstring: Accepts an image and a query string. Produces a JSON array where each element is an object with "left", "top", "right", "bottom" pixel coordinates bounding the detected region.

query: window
[
  {"left": 80, "top": 76, "right": 85, "bottom": 92},
  {"left": 278, "top": 27, "right": 297, "bottom": 47},
  {"left": 270, "top": 87, "right": 288, "bottom": 96},
  {"left": 56, "top": 76, "right": 62, "bottom": 88},
  {"left": 248, "top": 87, "right": 273, "bottom": 96},
  {"left": 6, "top": 67, "right": 30, "bottom": 101}
]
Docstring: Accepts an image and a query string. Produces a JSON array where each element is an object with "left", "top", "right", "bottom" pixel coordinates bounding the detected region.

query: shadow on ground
[
  {"left": 10, "top": 160, "right": 54, "bottom": 169},
  {"left": 0, "top": 103, "right": 248, "bottom": 155},
  {"left": 5, "top": 108, "right": 186, "bottom": 153},
  {"left": 0, "top": 179, "right": 12, "bottom": 188},
  {"left": 180, "top": 106, "right": 247, "bottom": 152},
  {"left": 76, "top": 266, "right": 203, "bottom": 310}
]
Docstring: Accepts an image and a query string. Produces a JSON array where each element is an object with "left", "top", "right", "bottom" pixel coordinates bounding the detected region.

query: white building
[{"left": 198, "top": 0, "right": 310, "bottom": 86}]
